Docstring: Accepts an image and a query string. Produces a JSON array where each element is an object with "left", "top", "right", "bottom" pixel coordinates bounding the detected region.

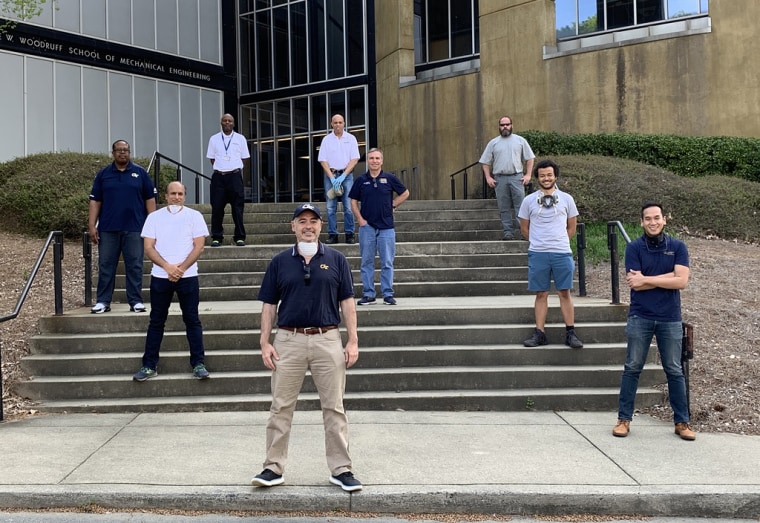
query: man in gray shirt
[{"left": 480, "top": 116, "right": 535, "bottom": 240}]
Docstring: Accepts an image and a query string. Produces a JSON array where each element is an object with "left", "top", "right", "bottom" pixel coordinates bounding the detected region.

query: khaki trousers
[{"left": 263, "top": 328, "right": 352, "bottom": 476}]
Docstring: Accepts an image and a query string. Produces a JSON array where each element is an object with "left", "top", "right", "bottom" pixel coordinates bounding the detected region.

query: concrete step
[
  {"left": 15, "top": 364, "right": 663, "bottom": 401},
  {"left": 20, "top": 387, "right": 662, "bottom": 413},
  {"left": 22, "top": 343, "right": 632, "bottom": 376}
]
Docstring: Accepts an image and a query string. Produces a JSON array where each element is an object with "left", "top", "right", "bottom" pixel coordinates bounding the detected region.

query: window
[
  {"left": 239, "top": 0, "right": 366, "bottom": 94},
  {"left": 414, "top": 0, "right": 479, "bottom": 67},
  {"left": 556, "top": 0, "right": 709, "bottom": 39}
]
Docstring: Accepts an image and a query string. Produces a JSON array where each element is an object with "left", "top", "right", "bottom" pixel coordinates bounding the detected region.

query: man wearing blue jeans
[
  {"left": 318, "top": 114, "right": 360, "bottom": 244},
  {"left": 349, "top": 148, "right": 410, "bottom": 306},
  {"left": 88, "top": 140, "right": 156, "bottom": 314},
  {"left": 132, "top": 182, "right": 210, "bottom": 382},
  {"left": 613, "top": 202, "right": 695, "bottom": 440}
]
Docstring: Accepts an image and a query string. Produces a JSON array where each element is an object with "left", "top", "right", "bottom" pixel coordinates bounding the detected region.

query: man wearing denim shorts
[
  {"left": 612, "top": 202, "right": 695, "bottom": 441},
  {"left": 518, "top": 159, "right": 583, "bottom": 349}
]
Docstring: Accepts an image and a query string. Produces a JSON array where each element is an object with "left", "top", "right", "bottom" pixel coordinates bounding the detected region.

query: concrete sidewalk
[{"left": 0, "top": 411, "right": 758, "bottom": 519}]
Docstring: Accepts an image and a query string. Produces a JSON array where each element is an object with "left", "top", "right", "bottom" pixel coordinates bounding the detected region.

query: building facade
[{"left": 3, "top": 1, "right": 756, "bottom": 203}]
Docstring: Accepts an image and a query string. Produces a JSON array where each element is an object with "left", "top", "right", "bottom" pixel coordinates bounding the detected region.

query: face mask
[
  {"left": 167, "top": 205, "right": 183, "bottom": 214},
  {"left": 298, "top": 241, "right": 318, "bottom": 257}
]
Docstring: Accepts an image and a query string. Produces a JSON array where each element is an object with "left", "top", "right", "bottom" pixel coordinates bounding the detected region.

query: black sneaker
[
  {"left": 345, "top": 233, "right": 355, "bottom": 244},
  {"left": 251, "top": 468, "right": 284, "bottom": 487},
  {"left": 565, "top": 329, "right": 584, "bottom": 349},
  {"left": 357, "top": 296, "right": 376, "bottom": 306},
  {"left": 523, "top": 328, "right": 548, "bottom": 347},
  {"left": 325, "top": 234, "right": 339, "bottom": 244},
  {"left": 383, "top": 296, "right": 397, "bottom": 305},
  {"left": 329, "top": 471, "right": 363, "bottom": 492}
]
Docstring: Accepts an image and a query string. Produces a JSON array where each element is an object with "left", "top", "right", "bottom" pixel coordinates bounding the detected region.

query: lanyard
[{"left": 221, "top": 133, "right": 233, "bottom": 153}]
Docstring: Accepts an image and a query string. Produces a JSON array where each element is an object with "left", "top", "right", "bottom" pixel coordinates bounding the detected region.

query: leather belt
[
  {"left": 278, "top": 325, "right": 339, "bottom": 335},
  {"left": 213, "top": 169, "right": 241, "bottom": 175},
  {"left": 494, "top": 172, "right": 523, "bottom": 176},
  {"left": 330, "top": 169, "right": 344, "bottom": 174}
]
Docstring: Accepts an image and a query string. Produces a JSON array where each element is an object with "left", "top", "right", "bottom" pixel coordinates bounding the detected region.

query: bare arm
[
  {"left": 520, "top": 217, "right": 530, "bottom": 241},
  {"left": 393, "top": 189, "right": 410, "bottom": 210},
  {"left": 259, "top": 302, "right": 279, "bottom": 370},
  {"left": 566, "top": 216, "right": 577, "bottom": 239},
  {"left": 320, "top": 160, "right": 334, "bottom": 178},
  {"left": 88, "top": 200, "right": 101, "bottom": 244},
  {"left": 482, "top": 164, "right": 496, "bottom": 189},
  {"left": 344, "top": 158, "right": 359, "bottom": 175},
  {"left": 340, "top": 296, "right": 359, "bottom": 368},
  {"left": 522, "top": 158, "right": 535, "bottom": 186},
  {"left": 351, "top": 198, "right": 365, "bottom": 226},
  {"left": 627, "top": 264, "right": 690, "bottom": 291},
  {"left": 145, "top": 197, "right": 156, "bottom": 214}
]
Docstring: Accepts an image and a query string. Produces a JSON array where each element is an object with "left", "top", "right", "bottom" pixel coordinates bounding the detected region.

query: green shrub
[
  {"left": 524, "top": 131, "right": 760, "bottom": 183},
  {"left": 0, "top": 152, "right": 175, "bottom": 238}
]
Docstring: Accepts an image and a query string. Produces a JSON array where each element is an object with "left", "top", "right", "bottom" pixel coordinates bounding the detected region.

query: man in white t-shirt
[{"left": 133, "top": 181, "right": 211, "bottom": 382}]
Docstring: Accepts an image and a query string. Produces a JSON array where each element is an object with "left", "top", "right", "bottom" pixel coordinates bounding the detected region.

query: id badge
[{"left": 223, "top": 155, "right": 231, "bottom": 161}]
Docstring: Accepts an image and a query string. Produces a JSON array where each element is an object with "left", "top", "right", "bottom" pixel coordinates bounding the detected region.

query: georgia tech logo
[{"left": 320, "top": 264, "right": 329, "bottom": 270}]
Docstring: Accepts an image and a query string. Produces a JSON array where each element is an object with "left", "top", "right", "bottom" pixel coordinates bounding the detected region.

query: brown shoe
[
  {"left": 675, "top": 422, "right": 696, "bottom": 440},
  {"left": 612, "top": 419, "right": 630, "bottom": 437}
]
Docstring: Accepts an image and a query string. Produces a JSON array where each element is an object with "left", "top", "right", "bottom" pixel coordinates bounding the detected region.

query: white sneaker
[
  {"left": 91, "top": 303, "right": 111, "bottom": 314},
  {"left": 130, "top": 303, "right": 147, "bottom": 313}
]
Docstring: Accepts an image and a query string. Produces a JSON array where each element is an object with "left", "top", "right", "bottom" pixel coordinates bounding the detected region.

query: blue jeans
[
  {"left": 358, "top": 225, "right": 395, "bottom": 298},
  {"left": 618, "top": 316, "right": 689, "bottom": 423},
  {"left": 142, "top": 276, "right": 205, "bottom": 370},
  {"left": 494, "top": 174, "right": 525, "bottom": 238},
  {"left": 96, "top": 230, "right": 144, "bottom": 306},
  {"left": 324, "top": 174, "right": 354, "bottom": 236}
]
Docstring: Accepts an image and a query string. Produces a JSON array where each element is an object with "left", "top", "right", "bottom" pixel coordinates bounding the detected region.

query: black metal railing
[
  {"left": 0, "top": 231, "right": 64, "bottom": 421},
  {"left": 576, "top": 223, "right": 587, "bottom": 297},
  {"left": 449, "top": 161, "right": 485, "bottom": 200},
  {"left": 607, "top": 220, "right": 632, "bottom": 304},
  {"left": 147, "top": 152, "right": 212, "bottom": 204}
]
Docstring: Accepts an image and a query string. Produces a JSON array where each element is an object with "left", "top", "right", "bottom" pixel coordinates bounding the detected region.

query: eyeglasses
[
  {"left": 303, "top": 262, "right": 311, "bottom": 286},
  {"left": 113, "top": 148, "right": 130, "bottom": 153}
]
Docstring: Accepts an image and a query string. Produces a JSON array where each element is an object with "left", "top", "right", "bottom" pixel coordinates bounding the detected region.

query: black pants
[{"left": 210, "top": 171, "right": 246, "bottom": 242}]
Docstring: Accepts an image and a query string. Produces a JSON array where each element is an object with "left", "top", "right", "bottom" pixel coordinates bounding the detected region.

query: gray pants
[{"left": 494, "top": 174, "right": 525, "bottom": 238}]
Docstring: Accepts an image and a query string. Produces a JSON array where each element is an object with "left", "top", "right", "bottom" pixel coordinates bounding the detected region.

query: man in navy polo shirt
[
  {"left": 88, "top": 140, "right": 157, "bottom": 314},
  {"left": 251, "top": 203, "right": 362, "bottom": 492},
  {"left": 349, "top": 148, "right": 410, "bottom": 306}
]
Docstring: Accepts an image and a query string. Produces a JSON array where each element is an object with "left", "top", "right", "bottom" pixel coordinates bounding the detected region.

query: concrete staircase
[{"left": 18, "top": 200, "right": 663, "bottom": 412}]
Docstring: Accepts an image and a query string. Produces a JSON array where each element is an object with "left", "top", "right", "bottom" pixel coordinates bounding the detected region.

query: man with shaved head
[{"left": 207, "top": 113, "right": 250, "bottom": 246}]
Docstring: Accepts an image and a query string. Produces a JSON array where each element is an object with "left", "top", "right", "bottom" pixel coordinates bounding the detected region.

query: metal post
[
  {"left": 195, "top": 175, "right": 201, "bottom": 205},
  {"left": 682, "top": 322, "right": 694, "bottom": 417},
  {"left": 608, "top": 222, "right": 621, "bottom": 304},
  {"left": 83, "top": 231, "right": 92, "bottom": 307},
  {"left": 153, "top": 154, "right": 161, "bottom": 193},
  {"left": 451, "top": 176, "right": 456, "bottom": 200},
  {"left": 53, "top": 232, "right": 64, "bottom": 316},
  {"left": 576, "top": 222, "right": 586, "bottom": 297},
  {"left": 462, "top": 168, "right": 468, "bottom": 200}
]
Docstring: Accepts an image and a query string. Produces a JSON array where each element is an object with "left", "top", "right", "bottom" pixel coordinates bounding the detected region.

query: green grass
[{"left": 575, "top": 221, "right": 640, "bottom": 265}]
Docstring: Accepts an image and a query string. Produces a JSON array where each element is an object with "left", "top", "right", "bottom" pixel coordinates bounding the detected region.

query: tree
[{"left": 0, "top": 0, "right": 55, "bottom": 33}]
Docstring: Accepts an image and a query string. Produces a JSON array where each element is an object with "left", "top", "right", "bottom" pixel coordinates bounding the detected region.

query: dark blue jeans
[
  {"left": 96, "top": 230, "right": 144, "bottom": 307},
  {"left": 618, "top": 316, "right": 689, "bottom": 424},
  {"left": 142, "top": 276, "right": 205, "bottom": 370}
]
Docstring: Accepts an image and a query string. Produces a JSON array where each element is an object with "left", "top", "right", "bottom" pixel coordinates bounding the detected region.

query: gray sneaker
[
  {"left": 565, "top": 329, "right": 584, "bottom": 349},
  {"left": 523, "top": 328, "right": 548, "bottom": 347},
  {"left": 133, "top": 367, "right": 157, "bottom": 381}
]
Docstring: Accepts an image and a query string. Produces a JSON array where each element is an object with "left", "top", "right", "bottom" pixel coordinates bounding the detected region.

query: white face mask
[
  {"left": 298, "top": 241, "right": 318, "bottom": 257},
  {"left": 167, "top": 205, "right": 183, "bottom": 214}
]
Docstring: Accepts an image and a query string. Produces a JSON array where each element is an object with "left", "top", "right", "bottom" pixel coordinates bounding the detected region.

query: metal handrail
[
  {"left": 449, "top": 161, "right": 484, "bottom": 200},
  {"left": 0, "top": 231, "right": 64, "bottom": 421},
  {"left": 607, "top": 221, "right": 632, "bottom": 304},
  {"left": 147, "top": 151, "right": 212, "bottom": 204}
]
